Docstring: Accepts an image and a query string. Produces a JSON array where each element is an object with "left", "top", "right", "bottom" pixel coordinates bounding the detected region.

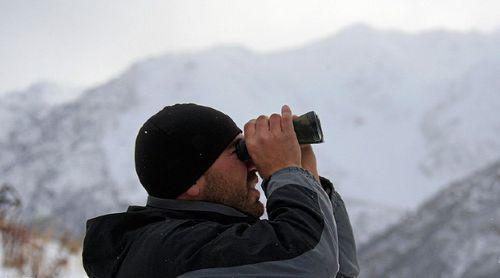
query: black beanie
[{"left": 135, "top": 103, "right": 242, "bottom": 199}]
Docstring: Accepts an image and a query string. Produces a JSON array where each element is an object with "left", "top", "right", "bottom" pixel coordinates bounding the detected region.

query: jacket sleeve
[
  {"left": 320, "top": 176, "right": 360, "bottom": 278},
  {"left": 179, "top": 166, "right": 340, "bottom": 277}
]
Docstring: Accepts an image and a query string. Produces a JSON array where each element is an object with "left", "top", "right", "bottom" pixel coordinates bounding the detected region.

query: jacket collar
[{"left": 146, "top": 195, "right": 257, "bottom": 222}]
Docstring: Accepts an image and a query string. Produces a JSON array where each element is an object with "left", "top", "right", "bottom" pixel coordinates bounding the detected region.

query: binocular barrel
[{"left": 235, "top": 111, "right": 324, "bottom": 161}]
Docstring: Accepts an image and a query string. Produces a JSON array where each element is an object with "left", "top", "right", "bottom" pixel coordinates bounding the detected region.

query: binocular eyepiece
[{"left": 235, "top": 111, "right": 324, "bottom": 161}]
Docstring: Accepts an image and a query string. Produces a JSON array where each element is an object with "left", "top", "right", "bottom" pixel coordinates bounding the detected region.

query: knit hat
[{"left": 135, "top": 103, "right": 242, "bottom": 199}]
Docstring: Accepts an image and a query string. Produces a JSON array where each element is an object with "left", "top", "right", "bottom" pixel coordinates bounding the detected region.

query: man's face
[{"left": 200, "top": 134, "right": 264, "bottom": 218}]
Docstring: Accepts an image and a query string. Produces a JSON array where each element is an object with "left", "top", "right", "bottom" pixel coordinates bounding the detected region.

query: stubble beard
[{"left": 204, "top": 169, "right": 264, "bottom": 218}]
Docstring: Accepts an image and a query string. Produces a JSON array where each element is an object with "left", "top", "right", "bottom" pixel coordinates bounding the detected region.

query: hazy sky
[{"left": 1, "top": 0, "right": 499, "bottom": 94}]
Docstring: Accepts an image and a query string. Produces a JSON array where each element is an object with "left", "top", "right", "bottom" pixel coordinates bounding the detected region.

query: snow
[
  {"left": 0, "top": 24, "right": 499, "bottom": 246},
  {"left": 344, "top": 198, "right": 405, "bottom": 245},
  {"left": 0, "top": 230, "right": 86, "bottom": 278},
  {"left": 359, "top": 160, "right": 500, "bottom": 277}
]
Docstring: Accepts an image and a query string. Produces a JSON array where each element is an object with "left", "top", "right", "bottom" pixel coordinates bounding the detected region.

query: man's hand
[{"left": 244, "top": 105, "right": 301, "bottom": 180}]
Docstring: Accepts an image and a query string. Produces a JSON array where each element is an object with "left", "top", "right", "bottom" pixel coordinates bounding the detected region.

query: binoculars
[{"left": 235, "top": 111, "right": 324, "bottom": 161}]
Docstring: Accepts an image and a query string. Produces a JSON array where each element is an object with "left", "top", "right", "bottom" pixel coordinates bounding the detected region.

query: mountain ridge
[
  {"left": 0, "top": 25, "right": 499, "bottom": 239},
  {"left": 359, "top": 158, "right": 500, "bottom": 277}
]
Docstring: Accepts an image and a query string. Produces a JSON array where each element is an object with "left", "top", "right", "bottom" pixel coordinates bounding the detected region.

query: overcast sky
[{"left": 1, "top": 0, "right": 499, "bottom": 94}]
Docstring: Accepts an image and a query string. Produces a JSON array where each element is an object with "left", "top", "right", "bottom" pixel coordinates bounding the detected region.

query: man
[{"left": 83, "top": 103, "right": 359, "bottom": 277}]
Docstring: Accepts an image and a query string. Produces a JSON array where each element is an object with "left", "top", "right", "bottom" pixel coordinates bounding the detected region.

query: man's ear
[
  {"left": 177, "top": 175, "right": 205, "bottom": 200},
  {"left": 185, "top": 185, "right": 200, "bottom": 197}
]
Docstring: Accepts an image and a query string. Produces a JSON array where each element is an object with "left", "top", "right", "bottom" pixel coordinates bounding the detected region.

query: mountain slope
[
  {"left": 359, "top": 159, "right": 500, "bottom": 278},
  {"left": 0, "top": 25, "right": 499, "bottom": 237}
]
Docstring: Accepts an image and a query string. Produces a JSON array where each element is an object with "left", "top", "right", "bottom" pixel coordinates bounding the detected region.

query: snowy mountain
[
  {"left": 0, "top": 25, "right": 499, "bottom": 238},
  {"left": 358, "top": 159, "right": 500, "bottom": 278},
  {"left": 344, "top": 198, "right": 404, "bottom": 245}
]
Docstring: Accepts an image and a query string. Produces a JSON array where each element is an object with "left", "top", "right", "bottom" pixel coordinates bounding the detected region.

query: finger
[
  {"left": 256, "top": 115, "right": 270, "bottom": 134},
  {"left": 300, "top": 143, "right": 312, "bottom": 150},
  {"left": 281, "top": 105, "right": 294, "bottom": 133},
  {"left": 269, "top": 113, "right": 282, "bottom": 134},
  {"left": 244, "top": 119, "right": 256, "bottom": 139}
]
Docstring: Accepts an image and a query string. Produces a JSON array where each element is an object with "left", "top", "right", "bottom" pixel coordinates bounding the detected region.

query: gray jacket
[{"left": 83, "top": 167, "right": 359, "bottom": 277}]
